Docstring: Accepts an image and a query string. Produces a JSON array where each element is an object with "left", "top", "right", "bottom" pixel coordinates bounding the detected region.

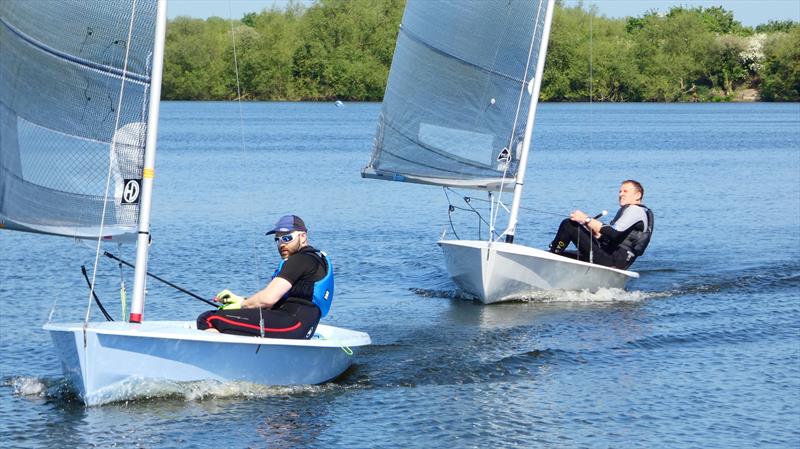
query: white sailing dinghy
[
  {"left": 0, "top": 0, "right": 369, "bottom": 405},
  {"left": 362, "top": 0, "right": 638, "bottom": 304}
]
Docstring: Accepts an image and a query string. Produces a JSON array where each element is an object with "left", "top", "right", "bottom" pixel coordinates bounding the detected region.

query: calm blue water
[{"left": 2, "top": 102, "right": 799, "bottom": 448}]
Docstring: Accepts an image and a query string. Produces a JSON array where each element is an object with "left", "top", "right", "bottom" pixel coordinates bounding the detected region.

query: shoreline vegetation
[{"left": 163, "top": 0, "right": 800, "bottom": 102}]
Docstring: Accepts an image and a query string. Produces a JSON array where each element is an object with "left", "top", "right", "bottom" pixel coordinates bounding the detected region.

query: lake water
[{"left": 1, "top": 102, "right": 799, "bottom": 448}]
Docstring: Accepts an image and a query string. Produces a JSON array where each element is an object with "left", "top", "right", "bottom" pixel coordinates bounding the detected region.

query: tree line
[{"left": 162, "top": 0, "right": 800, "bottom": 102}]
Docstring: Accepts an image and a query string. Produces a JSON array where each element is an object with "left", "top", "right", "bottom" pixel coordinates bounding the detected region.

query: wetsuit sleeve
[{"left": 275, "top": 254, "right": 319, "bottom": 285}]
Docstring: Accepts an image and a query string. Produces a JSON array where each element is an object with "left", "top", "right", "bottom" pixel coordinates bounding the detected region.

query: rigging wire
[
  {"left": 490, "top": 0, "right": 547, "bottom": 241},
  {"left": 228, "top": 2, "right": 265, "bottom": 335},
  {"left": 83, "top": 0, "right": 139, "bottom": 329},
  {"left": 589, "top": 9, "right": 594, "bottom": 264}
]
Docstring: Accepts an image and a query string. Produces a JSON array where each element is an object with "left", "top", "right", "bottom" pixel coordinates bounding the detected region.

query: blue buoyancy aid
[{"left": 272, "top": 251, "right": 334, "bottom": 318}]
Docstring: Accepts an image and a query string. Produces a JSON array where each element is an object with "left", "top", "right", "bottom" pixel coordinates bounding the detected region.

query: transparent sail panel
[
  {"left": 364, "top": 0, "right": 549, "bottom": 190},
  {"left": 0, "top": 0, "right": 157, "bottom": 240}
]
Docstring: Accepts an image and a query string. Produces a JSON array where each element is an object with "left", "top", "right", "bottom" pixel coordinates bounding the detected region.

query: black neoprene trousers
[
  {"left": 549, "top": 218, "right": 630, "bottom": 268},
  {"left": 196, "top": 301, "right": 321, "bottom": 339}
]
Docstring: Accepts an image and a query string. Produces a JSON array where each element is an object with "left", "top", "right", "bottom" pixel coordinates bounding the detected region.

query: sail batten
[
  {"left": 0, "top": 0, "right": 158, "bottom": 240},
  {"left": 364, "top": 0, "right": 550, "bottom": 191}
]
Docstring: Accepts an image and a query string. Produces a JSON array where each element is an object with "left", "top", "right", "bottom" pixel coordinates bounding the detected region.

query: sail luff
[
  {"left": 129, "top": 0, "right": 166, "bottom": 324},
  {"left": 503, "top": 0, "right": 555, "bottom": 243}
]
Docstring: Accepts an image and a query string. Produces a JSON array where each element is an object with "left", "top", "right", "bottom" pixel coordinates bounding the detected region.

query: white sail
[
  {"left": 363, "top": 0, "right": 551, "bottom": 191},
  {"left": 0, "top": 0, "right": 157, "bottom": 240}
]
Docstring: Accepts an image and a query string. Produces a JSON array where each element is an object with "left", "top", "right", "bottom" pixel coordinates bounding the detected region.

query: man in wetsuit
[
  {"left": 197, "top": 215, "right": 331, "bottom": 339},
  {"left": 549, "top": 180, "right": 653, "bottom": 270}
]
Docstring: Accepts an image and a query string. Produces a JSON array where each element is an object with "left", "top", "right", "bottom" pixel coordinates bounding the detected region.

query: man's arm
[
  {"left": 569, "top": 209, "right": 602, "bottom": 238},
  {"left": 241, "top": 277, "right": 292, "bottom": 309}
]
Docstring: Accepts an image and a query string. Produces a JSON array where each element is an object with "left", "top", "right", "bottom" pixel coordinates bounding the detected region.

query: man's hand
[
  {"left": 569, "top": 209, "right": 589, "bottom": 223},
  {"left": 215, "top": 289, "right": 245, "bottom": 310}
]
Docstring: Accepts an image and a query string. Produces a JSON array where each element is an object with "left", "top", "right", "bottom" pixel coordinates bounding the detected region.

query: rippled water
[{"left": 2, "top": 102, "right": 799, "bottom": 448}]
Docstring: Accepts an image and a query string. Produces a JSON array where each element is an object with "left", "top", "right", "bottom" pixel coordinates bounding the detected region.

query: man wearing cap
[{"left": 196, "top": 215, "right": 333, "bottom": 339}]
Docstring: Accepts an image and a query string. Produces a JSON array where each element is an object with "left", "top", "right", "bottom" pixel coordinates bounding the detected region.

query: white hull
[
  {"left": 43, "top": 320, "right": 370, "bottom": 406},
  {"left": 439, "top": 240, "right": 639, "bottom": 304}
]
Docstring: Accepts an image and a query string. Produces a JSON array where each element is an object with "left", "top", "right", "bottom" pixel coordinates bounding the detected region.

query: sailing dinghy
[
  {"left": 1, "top": 0, "right": 370, "bottom": 405},
  {"left": 362, "top": 0, "right": 638, "bottom": 303}
]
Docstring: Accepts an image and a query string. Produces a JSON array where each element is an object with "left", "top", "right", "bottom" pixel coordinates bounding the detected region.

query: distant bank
[{"left": 162, "top": 1, "right": 799, "bottom": 102}]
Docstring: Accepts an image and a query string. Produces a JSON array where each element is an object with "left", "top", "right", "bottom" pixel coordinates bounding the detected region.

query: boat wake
[
  {"left": 521, "top": 288, "right": 649, "bottom": 303},
  {"left": 411, "top": 287, "right": 650, "bottom": 303},
  {"left": 344, "top": 336, "right": 588, "bottom": 389},
  {"left": 5, "top": 374, "right": 351, "bottom": 406},
  {"left": 413, "top": 261, "right": 800, "bottom": 304},
  {"left": 645, "top": 261, "right": 800, "bottom": 299}
]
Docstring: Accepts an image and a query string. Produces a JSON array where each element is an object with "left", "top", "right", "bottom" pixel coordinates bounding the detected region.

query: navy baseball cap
[{"left": 266, "top": 215, "right": 307, "bottom": 235}]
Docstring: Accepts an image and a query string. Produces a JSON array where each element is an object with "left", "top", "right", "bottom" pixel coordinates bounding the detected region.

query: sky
[{"left": 167, "top": 0, "right": 800, "bottom": 27}]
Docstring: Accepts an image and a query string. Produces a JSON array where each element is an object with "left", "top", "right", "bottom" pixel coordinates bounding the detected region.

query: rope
[
  {"left": 443, "top": 187, "right": 494, "bottom": 240},
  {"left": 454, "top": 192, "right": 565, "bottom": 217},
  {"left": 81, "top": 266, "right": 114, "bottom": 321},
  {"left": 116, "top": 243, "right": 127, "bottom": 321},
  {"left": 447, "top": 205, "right": 461, "bottom": 240},
  {"left": 102, "top": 251, "right": 218, "bottom": 307}
]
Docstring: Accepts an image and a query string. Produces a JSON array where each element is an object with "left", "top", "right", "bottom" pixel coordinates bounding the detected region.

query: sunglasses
[{"left": 274, "top": 233, "right": 298, "bottom": 244}]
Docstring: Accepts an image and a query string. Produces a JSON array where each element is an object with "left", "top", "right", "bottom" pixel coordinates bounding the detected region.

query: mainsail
[
  {"left": 363, "top": 0, "right": 550, "bottom": 190},
  {"left": 0, "top": 0, "right": 158, "bottom": 240}
]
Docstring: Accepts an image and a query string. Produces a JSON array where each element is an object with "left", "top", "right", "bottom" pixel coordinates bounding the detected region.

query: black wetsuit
[
  {"left": 549, "top": 205, "right": 652, "bottom": 269},
  {"left": 197, "top": 247, "right": 325, "bottom": 339}
]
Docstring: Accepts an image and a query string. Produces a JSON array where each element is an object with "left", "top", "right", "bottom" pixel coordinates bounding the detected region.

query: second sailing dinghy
[
  {"left": 363, "top": 0, "right": 638, "bottom": 303},
  {"left": 1, "top": 0, "right": 369, "bottom": 405}
]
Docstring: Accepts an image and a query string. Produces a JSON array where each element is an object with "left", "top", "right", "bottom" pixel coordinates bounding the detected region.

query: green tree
[
  {"left": 704, "top": 35, "right": 749, "bottom": 95},
  {"left": 291, "top": 0, "right": 403, "bottom": 100},
  {"left": 755, "top": 20, "right": 799, "bottom": 34},
  {"left": 232, "top": 3, "right": 305, "bottom": 100},
  {"left": 627, "top": 9, "right": 713, "bottom": 101},
  {"left": 668, "top": 6, "right": 748, "bottom": 35},
  {"left": 760, "top": 28, "right": 800, "bottom": 101},
  {"left": 163, "top": 17, "right": 232, "bottom": 100},
  {"left": 158, "top": 1, "right": 798, "bottom": 102}
]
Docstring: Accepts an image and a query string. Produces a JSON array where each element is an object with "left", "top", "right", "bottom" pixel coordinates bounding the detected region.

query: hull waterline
[{"left": 439, "top": 240, "right": 639, "bottom": 304}]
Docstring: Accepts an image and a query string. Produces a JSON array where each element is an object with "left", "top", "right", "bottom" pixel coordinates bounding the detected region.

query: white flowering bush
[{"left": 740, "top": 33, "right": 766, "bottom": 73}]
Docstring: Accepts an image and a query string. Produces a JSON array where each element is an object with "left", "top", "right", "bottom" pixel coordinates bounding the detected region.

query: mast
[
  {"left": 504, "top": 0, "right": 555, "bottom": 244},
  {"left": 129, "top": 0, "right": 167, "bottom": 323}
]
